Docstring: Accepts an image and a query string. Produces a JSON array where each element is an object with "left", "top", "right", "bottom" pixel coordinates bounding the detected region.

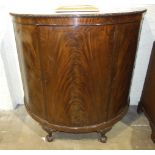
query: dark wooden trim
[
  {"left": 11, "top": 13, "right": 143, "bottom": 26},
  {"left": 25, "top": 101, "right": 129, "bottom": 133},
  {"left": 138, "top": 41, "right": 155, "bottom": 143},
  {"left": 138, "top": 102, "right": 155, "bottom": 143}
]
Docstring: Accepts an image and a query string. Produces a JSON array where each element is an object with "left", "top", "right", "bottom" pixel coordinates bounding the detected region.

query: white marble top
[{"left": 10, "top": 5, "right": 146, "bottom": 16}]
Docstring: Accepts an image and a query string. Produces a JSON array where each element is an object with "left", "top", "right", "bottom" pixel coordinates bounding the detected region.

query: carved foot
[
  {"left": 42, "top": 126, "right": 56, "bottom": 142},
  {"left": 46, "top": 133, "right": 54, "bottom": 142},
  {"left": 99, "top": 131, "right": 107, "bottom": 143},
  {"left": 99, "top": 133, "right": 107, "bottom": 143},
  {"left": 98, "top": 128, "right": 111, "bottom": 143}
]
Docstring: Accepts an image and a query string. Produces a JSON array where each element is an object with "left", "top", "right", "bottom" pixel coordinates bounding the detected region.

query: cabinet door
[{"left": 38, "top": 25, "right": 115, "bottom": 126}]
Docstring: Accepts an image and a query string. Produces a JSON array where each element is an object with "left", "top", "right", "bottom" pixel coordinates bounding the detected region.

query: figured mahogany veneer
[
  {"left": 11, "top": 10, "right": 146, "bottom": 142},
  {"left": 138, "top": 41, "right": 155, "bottom": 143}
]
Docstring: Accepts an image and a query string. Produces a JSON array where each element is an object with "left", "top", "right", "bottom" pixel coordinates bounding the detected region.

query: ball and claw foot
[
  {"left": 99, "top": 133, "right": 107, "bottom": 143},
  {"left": 46, "top": 133, "right": 54, "bottom": 142}
]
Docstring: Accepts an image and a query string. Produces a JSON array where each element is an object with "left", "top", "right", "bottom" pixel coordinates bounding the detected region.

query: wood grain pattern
[
  {"left": 108, "top": 22, "right": 141, "bottom": 119},
  {"left": 13, "top": 24, "right": 46, "bottom": 119},
  {"left": 138, "top": 41, "right": 155, "bottom": 143},
  {"left": 39, "top": 25, "right": 115, "bottom": 126},
  {"left": 10, "top": 11, "right": 145, "bottom": 26},
  {"left": 11, "top": 11, "right": 146, "bottom": 141}
]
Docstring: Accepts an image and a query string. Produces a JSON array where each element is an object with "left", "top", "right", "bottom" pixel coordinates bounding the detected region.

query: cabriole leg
[
  {"left": 42, "top": 126, "right": 56, "bottom": 142},
  {"left": 98, "top": 127, "right": 112, "bottom": 143},
  {"left": 150, "top": 123, "right": 155, "bottom": 143},
  {"left": 99, "top": 132, "right": 107, "bottom": 143},
  {"left": 151, "top": 131, "right": 155, "bottom": 143},
  {"left": 46, "top": 132, "right": 54, "bottom": 142}
]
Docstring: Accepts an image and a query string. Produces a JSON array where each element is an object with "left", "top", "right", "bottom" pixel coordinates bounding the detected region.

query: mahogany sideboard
[
  {"left": 138, "top": 41, "right": 155, "bottom": 143},
  {"left": 11, "top": 9, "right": 146, "bottom": 142}
]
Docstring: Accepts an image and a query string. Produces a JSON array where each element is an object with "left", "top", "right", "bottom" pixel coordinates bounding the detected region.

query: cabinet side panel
[
  {"left": 38, "top": 25, "right": 115, "bottom": 127},
  {"left": 108, "top": 22, "right": 141, "bottom": 119},
  {"left": 141, "top": 42, "right": 155, "bottom": 125},
  {"left": 13, "top": 23, "right": 45, "bottom": 118}
]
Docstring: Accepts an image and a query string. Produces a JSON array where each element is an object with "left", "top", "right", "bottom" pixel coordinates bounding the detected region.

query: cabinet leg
[
  {"left": 151, "top": 132, "right": 155, "bottom": 143},
  {"left": 42, "top": 126, "right": 56, "bottom": 142},
  {"left": 46, "top": 132, "right": 54, "bottom": 142},
  {"left": 99, "top": 132, "right": 107, "bottom": 143},
  {"left": 150, "top": 124, "right": 155, "bottom": 143},
  {"left": 98, "top": 127, "right": 111, "bottom": 143}
]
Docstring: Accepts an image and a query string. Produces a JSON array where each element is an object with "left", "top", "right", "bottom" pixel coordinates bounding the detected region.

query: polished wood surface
[
  {"left": 138, "top": 41, "right": 155, "bottom": 143},
  {"left": 11, "top": 10, "right": 146, "bottom": 142}
]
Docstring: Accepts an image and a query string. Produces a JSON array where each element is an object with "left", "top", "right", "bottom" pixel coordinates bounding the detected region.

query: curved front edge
[{"left": 25, "top": 102, "right": 129, "bottom": 133}]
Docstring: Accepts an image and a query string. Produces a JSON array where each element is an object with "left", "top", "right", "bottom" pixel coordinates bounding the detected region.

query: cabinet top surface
[{"left": 10, "top": 7, "right": 146, "bottom": 18}]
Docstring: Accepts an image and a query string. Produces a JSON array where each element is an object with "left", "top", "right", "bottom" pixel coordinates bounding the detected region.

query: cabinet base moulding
[{"left": 25, "top": 103, "right": 128, "bottom": 142}]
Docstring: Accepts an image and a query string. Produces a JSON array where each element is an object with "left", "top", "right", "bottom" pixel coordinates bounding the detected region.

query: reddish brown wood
[
  {"left": 138, "top": 41, "right": 155, "bottom": 143},
  {"left": 11, "top": 10, "right": 146, "bottom": 142}
]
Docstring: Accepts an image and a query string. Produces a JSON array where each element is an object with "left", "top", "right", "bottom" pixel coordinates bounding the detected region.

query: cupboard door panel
[{"left": 39, "top": 25, "right": 115, "bottom": 126}]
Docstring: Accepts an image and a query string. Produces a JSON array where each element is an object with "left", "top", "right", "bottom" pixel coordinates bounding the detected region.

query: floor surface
[{"left": 0, "top": 105, "right": 155, "bottom": 150}]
